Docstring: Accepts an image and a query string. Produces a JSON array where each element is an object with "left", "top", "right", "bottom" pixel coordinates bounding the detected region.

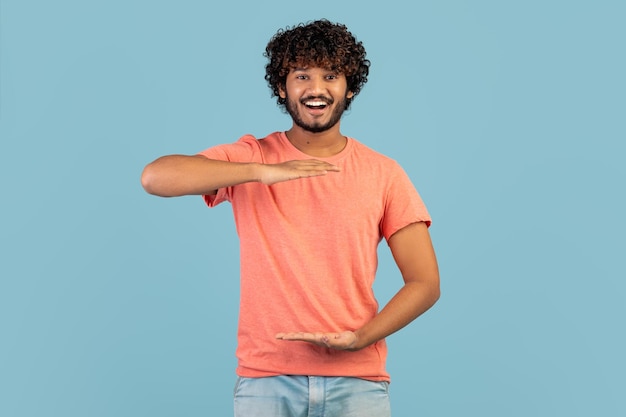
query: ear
[
  {"left": 278, "top": 84, "right": 286, "bottom": 99},
  {"left": 347, "top": 90, "right": 354, "bottom": 99}
]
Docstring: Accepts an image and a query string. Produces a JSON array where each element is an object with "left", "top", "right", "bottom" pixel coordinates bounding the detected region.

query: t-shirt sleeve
[
  {"left": 196, "top": 134, "right": 259, "bottom": 207},
  {"left": 380, "top": 163, "right": 432, "bottom": 242}
]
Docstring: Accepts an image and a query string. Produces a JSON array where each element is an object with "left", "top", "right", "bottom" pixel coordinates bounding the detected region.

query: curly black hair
[{"left": 264, "top": 19, "right": 370, "bottom": 109}]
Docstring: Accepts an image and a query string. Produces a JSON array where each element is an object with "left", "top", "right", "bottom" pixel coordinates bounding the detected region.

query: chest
[{"left": 232, "top": 167, "right": 388, "bottom": 241}]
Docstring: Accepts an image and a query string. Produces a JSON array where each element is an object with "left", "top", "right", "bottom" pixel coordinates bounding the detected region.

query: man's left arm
[{"left": 276, "top": 221, "right": 440, "bottom": 350}]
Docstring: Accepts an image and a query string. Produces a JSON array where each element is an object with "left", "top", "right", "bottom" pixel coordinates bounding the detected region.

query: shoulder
[
  {"left": 256, "top": 131, "right": 283, "bottom": 151},
  {"left": 198, "top": 132, "right": 282, "bottom": 162},
  {"left": 348, "top": 138, "right": 404, "bottom": 171}
]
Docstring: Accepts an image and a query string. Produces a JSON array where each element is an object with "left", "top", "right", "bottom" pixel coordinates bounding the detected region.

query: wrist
[
  {"left": 350, "top": 329, "right": 367, "bottom": 351},
  {"left": 249, "top": 162, "right": 265, "bottom": 183}
]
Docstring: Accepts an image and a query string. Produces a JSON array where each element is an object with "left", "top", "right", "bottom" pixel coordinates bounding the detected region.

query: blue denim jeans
[{"left": 233, "top": 375, "right": 391, "bottom": 417}]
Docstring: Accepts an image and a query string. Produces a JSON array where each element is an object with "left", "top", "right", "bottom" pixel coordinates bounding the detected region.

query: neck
[{"left": 285, "top": 124, "right": 347, "bottom": 157}]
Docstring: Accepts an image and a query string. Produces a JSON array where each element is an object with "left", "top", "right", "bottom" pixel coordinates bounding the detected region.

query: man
[{"left": 142, "top": 19, "right": 439, "bottom": 417}]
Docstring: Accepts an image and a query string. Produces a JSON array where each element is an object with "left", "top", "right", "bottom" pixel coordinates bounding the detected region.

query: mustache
[{"left": 300, "top": 95, "right": 334, "bottom": 105}]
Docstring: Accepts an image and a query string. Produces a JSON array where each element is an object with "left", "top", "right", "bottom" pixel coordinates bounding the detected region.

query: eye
[
  {"left": 326, "top": 74, "right": 338, "bottom": 80},
  {"left": 290, "top": 70, "right": 309, "bottom": 80}
]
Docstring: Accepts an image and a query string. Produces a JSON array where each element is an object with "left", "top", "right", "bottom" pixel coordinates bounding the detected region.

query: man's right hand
[
  {"left": 142, "top": 155, "right": 340, "bottom": 197},
  {"left": 257, "top": 159, "right": 340, "bottom": 185}
]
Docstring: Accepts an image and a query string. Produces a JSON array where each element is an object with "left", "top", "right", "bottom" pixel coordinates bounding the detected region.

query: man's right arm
[{"left": 141, "top": 154, "right": 339, "bottom": 197}]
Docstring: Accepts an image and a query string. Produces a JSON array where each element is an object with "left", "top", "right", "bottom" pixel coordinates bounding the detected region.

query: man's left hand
[{"left": 275, "top": 331, "right": 359, "bottom": 351}]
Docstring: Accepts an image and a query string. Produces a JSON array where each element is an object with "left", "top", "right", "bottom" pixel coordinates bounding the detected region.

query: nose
[{"left": 307, "top": 75, "right": 327, "bottom": 96}]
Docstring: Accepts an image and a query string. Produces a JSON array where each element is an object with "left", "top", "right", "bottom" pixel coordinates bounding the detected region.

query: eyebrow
[{"left": 291, "top": 67, "right": 339, "bottom": 74}]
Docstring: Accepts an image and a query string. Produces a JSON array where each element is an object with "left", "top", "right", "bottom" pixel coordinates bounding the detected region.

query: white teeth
[{"left": 305, "top": 101, "right": 326, "bottom": 106}]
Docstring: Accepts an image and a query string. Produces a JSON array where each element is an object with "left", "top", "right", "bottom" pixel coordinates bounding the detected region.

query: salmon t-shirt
[{"left": 199, "top": 131, "right": 431, "bottom": 382}]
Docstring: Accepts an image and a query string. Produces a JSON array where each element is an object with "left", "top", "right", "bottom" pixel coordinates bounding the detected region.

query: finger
[
  {"left": 312, "top": 162, "right": 340, "bottom": 172},
  {"left": 275, "top": 332, "right": 328, "bottom": 346},
  {"left": 294, "top": 160, "right": 341, "bottom": 171},
  {"left": 275, "top": 332, "right": 316, "bottom": 341}
]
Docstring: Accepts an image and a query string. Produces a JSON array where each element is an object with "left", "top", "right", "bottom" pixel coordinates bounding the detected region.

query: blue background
[{"left": 1, "top": 1, "right": 624, "bottom": 416}]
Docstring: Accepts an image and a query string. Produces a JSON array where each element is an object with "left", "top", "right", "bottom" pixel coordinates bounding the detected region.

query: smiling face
[{"left": 279, "top": 67, "right": 354, "bottom": 134}]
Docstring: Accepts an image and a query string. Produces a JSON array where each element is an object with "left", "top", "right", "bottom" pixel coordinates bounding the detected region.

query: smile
[
  {"left": 301, "top": 97, "right": 333, "bottom": 110},
  {"left": 305, "top": 100, "right": 327, "bottom": 109}
]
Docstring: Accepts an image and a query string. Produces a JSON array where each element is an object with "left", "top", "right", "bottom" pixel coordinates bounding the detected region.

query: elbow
[
  {"left": 141, "top": 164, "right": 163, "bottom": 196},
  {"left": 432, "top": 284, "right": 441, "bottom": 306},
  {"left": 431, "top": 273, "right": 441, "bottom": 305},
  {"left": 423, "top": 274, "right": 441, "bottom": 308}
]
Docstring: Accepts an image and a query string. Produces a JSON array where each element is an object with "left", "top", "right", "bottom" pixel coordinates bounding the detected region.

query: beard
[{"left": 284, "top": 93, "right": 349, "bottom": 133}]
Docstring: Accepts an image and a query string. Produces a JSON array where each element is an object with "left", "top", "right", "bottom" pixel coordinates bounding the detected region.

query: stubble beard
[{"left": 284, "top": 93, "right": 349, "bottom": 134}]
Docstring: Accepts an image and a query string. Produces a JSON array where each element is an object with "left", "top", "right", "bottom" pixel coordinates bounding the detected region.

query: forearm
[
  {"left": 354, "top": 280, "right": 440, "bottom": 350},
  {"left": 141, "top": 155, "right": 260, "bottom": 197}
]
